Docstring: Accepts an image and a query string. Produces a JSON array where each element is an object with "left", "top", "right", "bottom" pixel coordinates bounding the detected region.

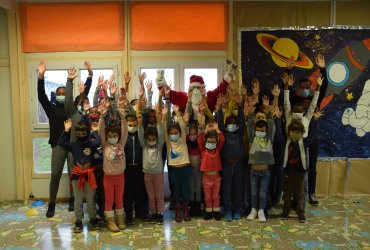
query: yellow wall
[
  {"left": 2, "top": 1, "right": 370, "bottom": 201},
  {"left": 0, "top": 7, "right": 16, "bottom": 201}
]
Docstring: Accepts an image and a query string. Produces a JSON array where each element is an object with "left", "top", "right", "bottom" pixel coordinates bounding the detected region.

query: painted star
[
  {"left": 346, "top": 92, "right": 354, "bottom": 101},
  {"left": 315, "top": 34, "right": 321, "bottom": 40}
]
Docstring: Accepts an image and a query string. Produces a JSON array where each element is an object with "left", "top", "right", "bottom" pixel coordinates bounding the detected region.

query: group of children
[{"left": 38, "top": 54, "right": 327, "bottom": 233}]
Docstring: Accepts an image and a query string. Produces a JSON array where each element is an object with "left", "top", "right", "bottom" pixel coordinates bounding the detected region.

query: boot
[
  {"left": 105, "top": 211, "right": 119, "bottom": 232},
  {"left": 175, "top": 203, "right": 182, "bottom": 222},
  {"left": 183, "top": 202, "right": 191, "bottom": 221},
  {"left": 115, "top": 209, "right": 126, "bottom": 230}
]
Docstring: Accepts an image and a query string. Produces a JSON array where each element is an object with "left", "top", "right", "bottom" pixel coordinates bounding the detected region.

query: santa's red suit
[{"left": 169, "top": 74, "right": 233, "bottom": 112}]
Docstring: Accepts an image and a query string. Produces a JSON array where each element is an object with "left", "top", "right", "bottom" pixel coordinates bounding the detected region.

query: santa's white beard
[{"left": 191, "top": 89, "right": 203, "bottom": 120}]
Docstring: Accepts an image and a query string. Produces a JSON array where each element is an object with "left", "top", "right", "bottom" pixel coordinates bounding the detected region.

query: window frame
[{"left": 29, "top": 59, "right": 121, "bottom": 131}]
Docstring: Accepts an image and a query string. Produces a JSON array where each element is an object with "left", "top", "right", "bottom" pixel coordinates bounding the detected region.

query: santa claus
[{"left": 166, "top": 60, "right": 237, "bottom": 120}]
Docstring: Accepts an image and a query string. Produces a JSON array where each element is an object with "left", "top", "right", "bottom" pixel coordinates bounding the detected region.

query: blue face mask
[
  {"left": 170, "top": 134, "right": 180, "bottom": 142},
  {"left": 227, "top": 124, "right": 238, "bottom": 133},
  {"left": 205, "top": 142, "right": 217, "bottom": 150},
  {"left": 255, "top": 131, "right": 266, "bottom": 138},
  {"left": 301, "top": 89, "right": 312, "bottom": 98},
  {"left": 56, "top": 95, "right": 65, "bottom": 104}
]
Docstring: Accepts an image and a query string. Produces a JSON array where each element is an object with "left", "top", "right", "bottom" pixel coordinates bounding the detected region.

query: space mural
[{"left": 240, "top": 28, "right": 370, "bottom": 158}]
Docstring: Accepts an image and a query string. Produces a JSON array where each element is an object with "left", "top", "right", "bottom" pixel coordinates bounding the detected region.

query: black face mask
[{"left": 76, "top": 135, "right": 89, "bottom": 144}]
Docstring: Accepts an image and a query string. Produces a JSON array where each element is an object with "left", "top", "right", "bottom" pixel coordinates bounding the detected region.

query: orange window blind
[
  {"left": 130, "top": 1, "right": 228, "bottom": 50},
  {"left": 19, "top": 2, "right": 125, "bottom": 52}
]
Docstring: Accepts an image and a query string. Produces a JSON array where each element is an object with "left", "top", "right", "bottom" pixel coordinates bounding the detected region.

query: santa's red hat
[{"left": 189, "top": 75, "right": 205, "bottom": 88}]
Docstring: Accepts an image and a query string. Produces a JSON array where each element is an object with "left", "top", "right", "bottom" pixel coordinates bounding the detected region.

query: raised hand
[
  {"left": 281, "top": 73, "right": 295, "bottom": 88},
  {"left": 124, "top": 71, "right": 131, "bottom": 86},
  {"left": 103, "top": 80, "right": 109, "bottom": 92},
  {"left": 68, "top": 67, "right": 78, "bottom": 79},
  {"left": 64, "top": 119, "right": 72, "bottom": 132},
  {"left": 159, "top": 88, "right": 165, "bottom": 98},
  {"left": 286, "top": 56, "right": 295, "bottom": 69},
  {"left": 315, "top": 54, "right": 325, "bottom": 68},
  {"left": 162, "top": 106, "right": 169, "bottom": 122},
  {"left": 262, "top": 95, "right": 270, "bottom": 107},
  {"left": 98, "top": 75, "right": 104, "bottom": 88},
  {"left": 108, "top": 74, "right": 115, "bottom": 85},
  {"left": 78, "top": 81, "right": 85, "bottom": 94},
  {"left": 145, "top": 80, "right": 153, "bottom": 92},
  {"left": 188, "top": 88, "right": 193, "bottom": 102},
  {"left": 38, "top": 61, "right": 46, "bottom": 78},
  {"left": 272, "top": 84, "right": 281, "bottom": 97},
  {"left": 173, "top": 105, "right": 179, "bottom": 114},
  {"left": 316, "top": 73, "right": 324, "bottom": 87},
  {"left": 98, "top": 101, "right": 108, "bottom": 116},
  {"left": 138, "top": 72, "right": 147, "bottom": 85},
  {"left": 235, "top": 94, "right": 243, "bottom": 106},
  {"left": 84, "top": 61, "right": 93, "bottom": 76},
  {"left": 109, "top": 81, "right": 117, "bottom": 96},
  {"left": 251, "top": 78, "right": 260, "bottom": 96},
  {"left": 313, "top": 108, "right": 324, "bottom": 120},
  {"left": 118, "top": 95, "right": 129, "bottom": 108}
]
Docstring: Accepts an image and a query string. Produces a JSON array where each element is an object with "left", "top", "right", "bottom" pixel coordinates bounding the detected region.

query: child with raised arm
[
  {"left": 163, "top": 104, "right": 191, "bottom": 222},
  {"left": 137, "top": 89, "right": 165, "bottom": 224},
  {"left": 197, "top": 121, "right": 225, "bottom": 220},
  {"left": 98, "top": 98, "right": 128, "bottom": 232},
  {"left": 58, "top": 119, "right": 101, "bottom": 233}
]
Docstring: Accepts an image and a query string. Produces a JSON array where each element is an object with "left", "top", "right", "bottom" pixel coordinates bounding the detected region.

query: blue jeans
[
  {"left": 169, "top": 165, "right": 191, "bottom": 203},
  {"left": 250, "top": 169, "right": 271, "bottom": 210},
  {"left": 222, "top": 160, "right": 245, "bottom": 213}
]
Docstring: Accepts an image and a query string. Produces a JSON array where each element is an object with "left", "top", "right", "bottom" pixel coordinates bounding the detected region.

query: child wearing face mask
[
  {"left": 186, "top": 123, "right": 203, "bottom": 217},
  {"left": 65, "top": 62, "right": 93, "bottom": 212},
  {"left": 246, "top": 116, "right": 275, "bottom": 222},
  {"left": 217, "top": 103, "right": 245, "bottom": 221},
  {"left": 282, "top": 73, "right": 322, "bottom": 139},
  {"left": 137, "top": 106, "right": 165, "bottom": 224},
  {"left": 197, "top": 122, "right": 225, "bottom": 220},
  {"left": 59, "top": 119, "right": 101, "bottom": 233},
  {"left": 280, "top": 119, "right": 318, "bottom": 223},
  {"left": 163, "top": 105, "right": 191, "bottom": 222},
  {"left": 98, "top": 100, "right": 128, "bottom": 232}
]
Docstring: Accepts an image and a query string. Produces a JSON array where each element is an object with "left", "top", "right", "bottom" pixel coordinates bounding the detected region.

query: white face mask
[
  {"left": 128, "top": 126, "right": 138, "bottom": 133},
  {"left": 56, "top": 95, "right": 65, "bottom": 104},
  {"left": 191, "top": 88, "right": 203, "bottom": 104},
  {"left": 147, "top": 140, "right": 157, "bottom": 146},
  {"left": 108, "top": 137, "right": 118, "bottom": 144},
  {"left": 227, "top": 124, "right": 238, "bottom": 132},
  {"left": 292, "top": 113, "right": 303, "bottom": 121}
]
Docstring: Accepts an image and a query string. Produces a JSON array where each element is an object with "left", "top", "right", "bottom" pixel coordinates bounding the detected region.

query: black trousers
[
  {"left": 124, "top": 164, "right": 147, "bottom": 216},
  {"left": 94, "top": 166, "right": 105, "bottom": 216}
]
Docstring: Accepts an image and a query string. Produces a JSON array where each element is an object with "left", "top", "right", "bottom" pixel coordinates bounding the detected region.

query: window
[
  {"left": 37, "top": 70, "right": 68, "bottom": 124},
  {"left": 139, "top": 68, "right": 175, "bottom": 107},
  {"left": 80, "top": 69, "right": 114, "bottom": 103},
  {"left": 33, "top": 137, "right": 67, "bottom": 174},
  {"left": 184, "top": 68, "right": 218, "bottom": 92},
  {"left": 30, "top": 60, "right": 121, "bottom": 131}
]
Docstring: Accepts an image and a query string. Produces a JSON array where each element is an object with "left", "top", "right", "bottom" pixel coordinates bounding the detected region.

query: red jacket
[
  {"left": 197, "top": 132, "right": 225, "bottom": 172},
  {"left": 170, "top": 79, "right": 229, "bottom": 112}
]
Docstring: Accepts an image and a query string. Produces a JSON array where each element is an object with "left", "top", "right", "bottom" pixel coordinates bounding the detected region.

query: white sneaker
[
  {"left": 247, "top": 208, "right": 257, "bottom": 221},
  {"left": 258, "top": 209, "right": 266, "bottom": 222}
]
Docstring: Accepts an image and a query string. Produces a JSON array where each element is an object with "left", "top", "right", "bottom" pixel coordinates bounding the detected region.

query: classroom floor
[{"left": 0, "top": 196, "right": 369, "bottom": 250}]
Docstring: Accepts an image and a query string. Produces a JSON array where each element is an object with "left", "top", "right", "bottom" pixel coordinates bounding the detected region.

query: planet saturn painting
[{"left": 256, "top": 33, "right": 313, "bottom": 69}]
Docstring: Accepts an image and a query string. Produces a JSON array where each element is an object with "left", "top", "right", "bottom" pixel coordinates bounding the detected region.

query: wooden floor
[{"left": 0, "top": 196, "right": 369, "bottom": 249}]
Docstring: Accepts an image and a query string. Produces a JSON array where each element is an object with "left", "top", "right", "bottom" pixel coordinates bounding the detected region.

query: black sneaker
[
  {"left": 280, "top": 212, "right": 289, "bottom": 220},
  {"left": 203, "top": 212, "right": 212, "bottom": 220},
  {"left": 298, "top": 215, "right": 306, "bottom": 223},
  {"left": 156, "top": 213, "right": 163, "bottom": 224},
  {"left": 126, "top": 213, "right": 135, "bottom": 225},
  {"left": 213, "top": 212, "right": 222, "bottom": 221},
  {"left": 74, "top": 220, "right": 83, "bottom": 233},
  {"left": 309, "top": 194, "right": 319, "bottom": 206},
  {"left": 68, "top": 197, "right": 74, "bottom": 212},
  {"left": 46, "top": 203, "right": 56, "bottom": 218},
  {"left": 89, "top": 218, "right": 101, "bottom": 230},
  {"left": 149, "top": 213, "right": 157, "bottom": 224}
]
